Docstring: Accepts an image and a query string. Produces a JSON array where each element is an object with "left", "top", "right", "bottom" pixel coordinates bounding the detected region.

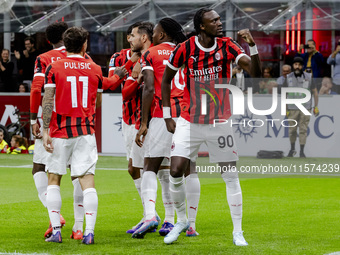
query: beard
[{"left": 294, "top": 68, "right": 303, "bottom": 77}]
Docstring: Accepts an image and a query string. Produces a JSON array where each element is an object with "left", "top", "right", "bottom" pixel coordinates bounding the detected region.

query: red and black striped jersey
[
  {"left": 44, "top": 55, "right": 103, "bottom": 138},
  {"left": 31, "top": 46, "right": 67, "bottom": 114},
  {"left": 141, "top": 42, "right": 184, "bottom": 118},
  {"left": 167, "top": 36, "right": 247, "bottom": 124},
  {"left": 108, "top": 48, "right": 133, "bottom": 77},
  {"left": 108, "top": 48, "right": 139, "bottom": 125},
  {"left": 31, "top": 47, "right": 92, "bottom": 114}
]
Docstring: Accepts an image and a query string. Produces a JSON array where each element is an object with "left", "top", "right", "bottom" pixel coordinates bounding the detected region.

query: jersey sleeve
[
  {"left": 31, "top": 55, "right": 46, "bottom": 114},
  {"left": 167, "top": 42, "right": 186, "bottom": 71},
  {"left": 122, "top": 77, "right": 140, "bottom": 100},
  {"left": 34, "top": 56, "right": 47, "bottom": 77},
  {"left": 108, "top": 52, "right": 122, "bottom": 77},
  {"left": 44, "top": 64, "right": 56, "bottom": 89},
  {"left": 227, "top": 38, "right": 248, "bottom": 65},
  {"left": 141, "top": 50, "right": 153, "bottom": 72}
]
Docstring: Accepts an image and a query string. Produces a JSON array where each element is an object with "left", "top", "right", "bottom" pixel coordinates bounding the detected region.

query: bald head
[{"left": 282, "top": 64, "right": 291, "bottom": 78}]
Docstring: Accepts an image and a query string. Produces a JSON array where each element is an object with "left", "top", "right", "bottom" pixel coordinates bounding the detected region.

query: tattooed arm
[{"left": 42, "top": 87, "right": 55, "bottom": 153}]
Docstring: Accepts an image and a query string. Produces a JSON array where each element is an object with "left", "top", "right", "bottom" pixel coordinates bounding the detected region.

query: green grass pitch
[{"left": 0, "top": 154, "right": 339, "bottom": 255}]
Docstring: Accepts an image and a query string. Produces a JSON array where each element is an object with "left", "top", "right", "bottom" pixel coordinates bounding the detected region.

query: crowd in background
[
  {"left": 231, "top": 38, "right": 340, "bottom": 95},
  {"left": 1, "top": 35, "right": 340, "bottom": 95}
]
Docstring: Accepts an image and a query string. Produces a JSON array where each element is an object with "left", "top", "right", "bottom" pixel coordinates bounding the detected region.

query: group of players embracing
[{"left": 30, "top": 7, "right": 262, "bottom": 246}]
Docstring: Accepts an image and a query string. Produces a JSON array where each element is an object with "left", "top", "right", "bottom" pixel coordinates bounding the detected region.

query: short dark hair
[
  {"left": 307, "top": 39, "right": 316, "bottom": 46},
  {"left": 19, "top": 83, "right": 29, "bottom": 92},
  {"left": 159, "top": 18, "right": 187, "bottom": 45},
  {"left": 63, "top": 27, "right": 89, "bottom": 53},
  {"left": 46, "top": 22, "right": 68, "bottom": 44},
  {"left": 127, "top": 21, "right": 142, "bottom": 35},
  {"left": 194, "top": 8, "right": 213, "bottom": 34},
  {"left": 24, "top": 36, "right": 35, "bottom": 45},
  {"left": 2, "top": 49, "right": 10, "bottom": 54},
  {"left": 292, "top": 56, "right": 304, "bottom": 66},
  {"left": 137, "top": 22, "right": 154, "bottom": 42}
]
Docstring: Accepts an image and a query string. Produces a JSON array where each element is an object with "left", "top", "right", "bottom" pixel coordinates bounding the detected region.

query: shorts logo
[
  {"left": 171, "top": 142, "right": 175, "bottom": 151},
  {"left": 215, "top": 52, "right": 221, "bottom": 60}
]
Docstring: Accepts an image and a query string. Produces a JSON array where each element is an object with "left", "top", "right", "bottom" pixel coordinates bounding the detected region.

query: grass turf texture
[{"left": 0, "top": 154, "right": 339, "bottom": 255}]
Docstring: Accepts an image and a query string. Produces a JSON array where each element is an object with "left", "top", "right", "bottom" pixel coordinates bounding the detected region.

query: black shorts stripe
[
  {"left": 92, "top": 113, "right": 96, "bottom": 125},
  {"left": 76, "top": 117, "right": 83, "bottom": 136},
  {"left": 173, "top": 97, "right": 181, "bottom": 117},
  {"left": 66, "top": 116, "right": 73, "bottom": 138},
  {"left": 57, "top": 114, "right": 62, "bottom": 130},
  {"left": 85, "top": 117, "right": 91, "bottom": 135},
  {"left": 128, "top": 100, "right": 133, "bottom": 125}
]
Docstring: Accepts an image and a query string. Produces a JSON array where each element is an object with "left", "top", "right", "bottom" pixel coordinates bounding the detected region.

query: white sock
[
  {"left": 33, "top": 172, "right": 48, "bottom": 208},
  {"left": 170, "top": 176, "right": 187, "bottom": 223},
  {"left": 141, "top": 171, "right": 157, "bottom": 220},
  {"left": 222, "top": 171, "right": 243, "bottom": 233},
  {"left": 46, "top": 185, "right": 62, "bottom": 235},
  {"left": 157, "top": 169, "right": 174, "bottom": 224},
  {"left": 83, "top": 188, "right": 98, "bottom": 236},
  {"left": 133, "top": 177, "right": 142, "bottom": 199},
  {"left": 72, "top": 178, "right": 84, "bottom": 232},
  {"left": 186, "top": 173, "right": 200, "bottom": 229},
  {"left": 134, "top": 177, "right": 145, "bottom": 221}
]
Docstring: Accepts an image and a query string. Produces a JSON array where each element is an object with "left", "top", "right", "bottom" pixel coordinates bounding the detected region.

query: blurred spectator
[
  {"left": 258, "top": 67, "right": 277, "bottom": 94},
  {"left": 14, "top": 37, "right": 39, "bottom": 88},
  {"left": 319, "top": 77, "right": 337, "bottom": 95},
  {"left": 231, "top": 65, "right": 257, "bottom": 93},
  {"left": 0, "top": 49, "right": 15, "bottom": 92},
  {"left": 297, "top": 39, "right": 324, "bottom": 78},
  {"left": 18, "top": 83, "right": 29, "bottom": 93},
  {"left": 7, "top": 134, "right": 28, "bottom": 154},
  {"left": 327, "top": 38, "right": 340, "bottom": 94},
  {"left": 277, "top": 64, "right": 292, "bottom": 94},
  {"left": 0, "top": 129, "right": 9, "bottom": 153},
  {"left": 284, "top": 57, "right": 319, "bottom": 158}
]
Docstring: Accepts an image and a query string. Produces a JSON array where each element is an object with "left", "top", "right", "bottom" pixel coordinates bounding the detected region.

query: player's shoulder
[
  {"left": 218, "top": 36, "right": 233, "bottom": 44},
  {"left": 120, "top": 48, "right": 131, "bottom": 58},
  {"left": 41, "top": 46, "right": 67, "bottom": 58},
  {"left": 84, "top": 57, "right": 102, "bottom": 73}
]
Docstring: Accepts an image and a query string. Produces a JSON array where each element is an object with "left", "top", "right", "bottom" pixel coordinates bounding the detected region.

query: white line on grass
[
  {"left": 0, "top": 165, "right": 33, "bottom": 168},
  {"left": 0, "top": 165, "right": 127, "bottom": 171},
  {"left": 0, "top": 253, "right": 51, "bottom": 255}
]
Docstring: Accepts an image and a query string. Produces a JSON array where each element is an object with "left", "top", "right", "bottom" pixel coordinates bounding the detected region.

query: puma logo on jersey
[
  {"left": 190, "top": 206, "right": 197, "bottom": 211},
  {"left": 190, "top": 56, "right": 198, "bottom": 62}
]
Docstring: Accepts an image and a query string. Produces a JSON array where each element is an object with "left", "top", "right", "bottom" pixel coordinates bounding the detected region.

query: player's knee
[
  {"left": 32, "top": 163, "right": 45, "bottom": 175},
  {"left": 170, "top": 165, "right": 184, "bottom": 178},
  {"left": 129, "top": 166, "right": 141, "bottom": 179}
]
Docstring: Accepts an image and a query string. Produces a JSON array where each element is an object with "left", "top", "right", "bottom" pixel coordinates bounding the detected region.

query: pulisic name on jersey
[{"left": 64, "top": 62, "right": 91, "bottom": 70}]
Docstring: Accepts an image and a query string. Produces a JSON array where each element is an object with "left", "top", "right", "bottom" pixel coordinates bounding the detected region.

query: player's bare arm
[
  {"left": 42, "top": 87, "right": 55, "bottom": 153},
  {"left": 96, "top": 92, "right": 102, "bottom": 108},
  {"left": 237, "top": 29, "right": 262, "bottom": 78},
  {"left": 161, "top": 66, "right": 177, "bottom": 134},
  {"left": 30, "top": 112, "right": 41, "bottom": 138},
  {"left": 135, "top": 69, "right": 154, "bottom": 147}
]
